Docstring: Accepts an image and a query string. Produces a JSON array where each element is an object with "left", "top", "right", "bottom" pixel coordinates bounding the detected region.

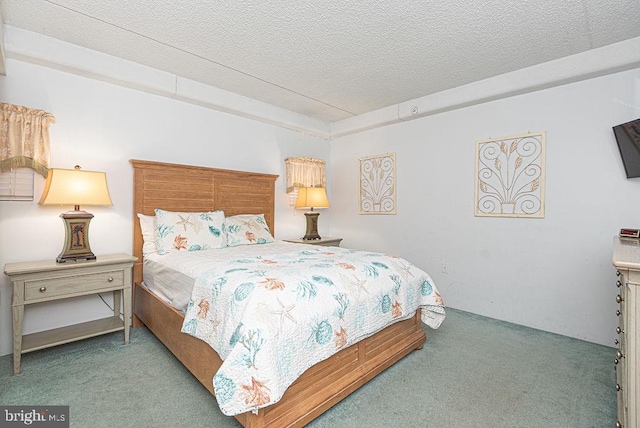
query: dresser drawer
[
  {"left": 616, "top": 303, "right": 625, "bottom": 349},
  {"left": 616, "top": 359, "right": 625, "bottom": 412},
  {"left": 24, "top": 270, "right": 125, "bottom": 301}
]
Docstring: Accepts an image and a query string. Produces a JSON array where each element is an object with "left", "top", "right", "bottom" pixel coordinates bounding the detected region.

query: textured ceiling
[{"left": 2, "top": 0, "right": 640, "bottom": 123}]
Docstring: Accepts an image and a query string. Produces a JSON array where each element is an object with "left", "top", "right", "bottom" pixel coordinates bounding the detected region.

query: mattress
[{"left": 143, "top": 241, "right": 310, "bottom": 311}]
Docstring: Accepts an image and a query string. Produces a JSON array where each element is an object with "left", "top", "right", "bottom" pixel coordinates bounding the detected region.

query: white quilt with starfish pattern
[{"left": 178, "top": 242, "right": 446, "bottom": 416}]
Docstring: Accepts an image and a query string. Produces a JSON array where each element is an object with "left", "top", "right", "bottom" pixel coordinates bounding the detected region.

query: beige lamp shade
[
  {"left": 295, "top": 187, "right": 330, "bottom": 209},
  {"left": 39, "top": 167, "right": 113, "bottom": 207}
]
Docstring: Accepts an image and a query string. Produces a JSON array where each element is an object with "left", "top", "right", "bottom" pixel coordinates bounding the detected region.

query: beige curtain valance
[
  {"left": 285, "top": 157, "right": 326, "bottom": 193},
  {"left": 0, "top": 103, "right": 56, "bottom": 178}
]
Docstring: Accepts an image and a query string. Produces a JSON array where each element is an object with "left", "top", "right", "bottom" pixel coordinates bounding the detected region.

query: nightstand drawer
[{"left": 24, "top": 270, "right": 124, "bottom": 301}]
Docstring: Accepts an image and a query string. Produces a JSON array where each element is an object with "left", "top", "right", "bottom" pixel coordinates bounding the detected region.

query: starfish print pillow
[
  {"left": 155, "top": 209, "right": 226, "bottom": 254},
  {"left": 224, "top": 214, "right": 274, "bottom": 247}
]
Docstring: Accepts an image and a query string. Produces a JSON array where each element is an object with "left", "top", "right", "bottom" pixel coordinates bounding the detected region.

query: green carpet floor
[{"left": 0, "top": 308, "right": 616, "bottom": 427}]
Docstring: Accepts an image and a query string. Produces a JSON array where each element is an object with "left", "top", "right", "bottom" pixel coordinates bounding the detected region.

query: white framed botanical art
[
  {"left": 474, "top": 132, "right": 546, "bottom": 218},
  {"left": 359, "top": 153, "right": 396, "bottom": 215}
]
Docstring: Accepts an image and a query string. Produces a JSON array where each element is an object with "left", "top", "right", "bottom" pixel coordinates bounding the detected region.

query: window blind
[{"left": 0, "top": 168, "right": 34, "bottom": 201}]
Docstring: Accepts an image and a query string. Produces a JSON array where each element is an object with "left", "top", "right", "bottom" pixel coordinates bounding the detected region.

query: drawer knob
[
  {"left": 617, "top": 327, "right": 624, "bottom": 335},
  {"left": 39, "top": 286, "right": 47, "bottom": 293},
  {"left": 617, "top": 350, "right": 624, "bottom": 359},
  {"left": 616, "top": 309, "right": 621, "bottom": 316},
  {"left": 616, "top": 280, "right": 622, "bottom": 288},
  {"left": 616, "top": 383, "right": 621, "bottom": 391},
  {"left": 614, "top": 358, "right": 619, "bottom": 365},
  {"left": 616, "top": 421, "right": 622, "bottom": 428},
  {"left": 616, "top": 271, "right": 621, "bottom": 277},
  {"left": 615, "top": 339, "right": 619, "bottom": 345},
  {"left": 616, "top": 294, "right": 623, "bottom": 303},
  {"left": 107, "top": 277, "right": 114, "bottom": 282}
]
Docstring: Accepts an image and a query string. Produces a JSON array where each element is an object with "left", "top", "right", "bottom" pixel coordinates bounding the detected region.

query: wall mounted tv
[{"left": 613, "top": 118, "right": 640, "bottom": 178}]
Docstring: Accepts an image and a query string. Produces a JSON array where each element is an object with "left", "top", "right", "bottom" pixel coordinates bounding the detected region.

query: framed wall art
[
  {"left": 475, "top": 132, "right": 546, "bottom": 218},
  {"left": 359, "top": 153, "right": 396, "bottom": 215}
]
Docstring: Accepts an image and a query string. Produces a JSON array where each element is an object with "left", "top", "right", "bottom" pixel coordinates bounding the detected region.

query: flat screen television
[{"left": 613, "top": 118, "right": 640, "bottom": 178}]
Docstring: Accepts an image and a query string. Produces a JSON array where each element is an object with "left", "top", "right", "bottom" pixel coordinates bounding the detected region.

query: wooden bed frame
[{"left": 130, "top": 159, "right": 426, "bottom": 427}]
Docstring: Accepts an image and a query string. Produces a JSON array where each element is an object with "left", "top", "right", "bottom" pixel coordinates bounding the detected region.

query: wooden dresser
[{"left": 612, "top": 237, "right": 640, "bottom": 428}]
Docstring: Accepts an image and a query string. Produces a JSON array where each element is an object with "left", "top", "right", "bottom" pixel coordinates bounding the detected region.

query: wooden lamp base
[
  {"left": 57, "top": 209, "right": 96, "bottom": 263},
  {"left": 302, "top": 211, "right": 321, "bottom": 240}
]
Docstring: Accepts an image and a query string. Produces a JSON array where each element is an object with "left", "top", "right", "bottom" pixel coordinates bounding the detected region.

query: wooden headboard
[{"left": 130, "top": 159, "right": 279, "bottom": 285}]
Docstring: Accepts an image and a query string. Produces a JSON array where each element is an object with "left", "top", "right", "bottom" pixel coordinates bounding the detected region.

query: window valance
[
  {"left": 285, "top": 157, "right": 326, "bottom": 193},
  {"left": 0, "top": 103, "right": 56, "bottom": 178}
]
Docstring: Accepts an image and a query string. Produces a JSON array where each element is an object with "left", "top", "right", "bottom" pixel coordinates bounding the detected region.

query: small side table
[
  {"left": 284, "top": 237, "right": 343, "bottom": 247},
  {"left": 4, "top": 253, "right": 137, "bottom": 374}
]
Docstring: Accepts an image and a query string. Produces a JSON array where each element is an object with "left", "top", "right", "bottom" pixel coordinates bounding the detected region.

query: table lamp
[
  {"left": 295, "top": 187, "right": 330, "bottom": 240},
  {"left": 39, "top": 165, "right": 113, "bottom": 263}
]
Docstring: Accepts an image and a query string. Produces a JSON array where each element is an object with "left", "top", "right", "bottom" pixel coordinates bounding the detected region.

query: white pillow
[
  {"left": 137, "top": 213, "right": 157, "bottom": 256},
  {"left": 224, "top": 214, "right": 275, "bottom": 247},
  {"left": 155, "top": 209, "right": 226, "bottom": 254}
]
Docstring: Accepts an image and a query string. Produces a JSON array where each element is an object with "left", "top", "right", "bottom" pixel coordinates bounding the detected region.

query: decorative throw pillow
[
  {"left": 225, "top": 214, "right": 274, "bottom": 247},
  {"left": 154, "top": 209, "right": 226, "bottom": 254},
  {"left": 137, "top": 213, "right": 157, "bottom": 256}
]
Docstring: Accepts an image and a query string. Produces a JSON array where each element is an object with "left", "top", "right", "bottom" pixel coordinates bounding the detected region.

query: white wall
[
  {"left": 330, "top": 68, "right": 640, "bottom": 346},
  {"left": 0, "top": 58, "right": 330, "bottom": 357}
]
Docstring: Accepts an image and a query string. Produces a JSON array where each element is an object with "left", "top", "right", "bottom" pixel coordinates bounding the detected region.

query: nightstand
[
  {"left": 4, "top": 253, "right": 137, "bottom": 374},
  {"left": 284, "top": 237, "right": 343, "bottom": 247}
]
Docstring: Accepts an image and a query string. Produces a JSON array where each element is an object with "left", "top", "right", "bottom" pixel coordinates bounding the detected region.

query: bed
[{"left": 130, "top": 159, "right": 444, "bottom": 427}]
